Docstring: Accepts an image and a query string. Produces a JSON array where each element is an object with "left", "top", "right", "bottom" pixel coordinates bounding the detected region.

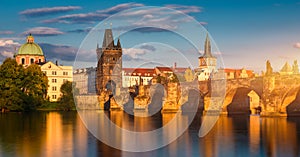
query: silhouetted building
[{"left": 96, "top": 29, "right": 122, "bottom": 94}]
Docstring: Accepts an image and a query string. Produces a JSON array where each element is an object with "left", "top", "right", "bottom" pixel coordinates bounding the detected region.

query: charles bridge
[{"left": 75, "top": 73, "right": 300, "bottom": 117}]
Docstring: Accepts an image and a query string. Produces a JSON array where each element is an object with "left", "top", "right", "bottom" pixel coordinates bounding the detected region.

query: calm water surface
[{"left": 0, "top": 111, "right": 300, "bottom": 157}]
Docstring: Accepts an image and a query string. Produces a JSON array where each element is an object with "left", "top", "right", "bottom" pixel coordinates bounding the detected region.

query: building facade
[
  {"left": 14, "top": 34, "right": 45, "bottom": 67},
  {"left": 41, "top": 62, "right": 73, "bottom": 102},
  {"left": 122, "top": 68, "right": 155, "bottom": 87},
  {"left": 73, "top": 67, "right": 96, "bottom": 95},
  {"left": 96, "top": 29, "right": 122, "bottom": 95},
  {"left": 219, "top": 68, "right": 255, "bottom": 79}
]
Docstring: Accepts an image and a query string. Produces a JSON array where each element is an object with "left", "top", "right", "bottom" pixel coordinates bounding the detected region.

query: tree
[
  {"left": 58, "top": 81, "right": 75, "bottom": 111},
  {"left": 0, "top": 58, "right": 25, "bottom": 111},
  {"left": 22, "top": 64, "right": 48, "bottom": 110},
  {"left": 0, "top": 58, "right": 48, "bottom": 111}
]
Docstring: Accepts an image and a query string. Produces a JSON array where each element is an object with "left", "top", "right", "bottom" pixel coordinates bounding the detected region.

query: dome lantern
[{"left": 27, "top": 33, "right": 34, "bottom": 43}]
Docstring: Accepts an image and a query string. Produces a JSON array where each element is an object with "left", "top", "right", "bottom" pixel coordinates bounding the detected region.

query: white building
[{"left": 122, "top": 68, "right": 155, "bottom": 87}]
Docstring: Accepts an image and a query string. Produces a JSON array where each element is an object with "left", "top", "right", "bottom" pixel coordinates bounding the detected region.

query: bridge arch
[
  {"left": 224, "top": 86, "right": 261, "bottom": 115},
  {"left": 280, "top": 85, "right": 300, "bottom": 115}
]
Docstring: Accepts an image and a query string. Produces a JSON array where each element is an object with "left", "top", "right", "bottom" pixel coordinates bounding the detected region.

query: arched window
[
  {"left": 30, "top": 58, "right": 34, "bottom": 64},
  {"left": 21, "top": 58, "right": 25, "bottom": 64}
]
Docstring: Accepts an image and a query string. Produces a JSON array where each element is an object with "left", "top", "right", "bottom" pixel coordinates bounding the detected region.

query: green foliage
[
  {"left": 0, "top": 58, "right": 48, "bottom": 111},
  {"left": 58, "top": 81, "right": 75, "bottom": 111}
]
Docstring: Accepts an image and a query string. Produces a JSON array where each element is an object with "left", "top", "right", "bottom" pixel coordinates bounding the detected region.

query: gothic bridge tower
[{"left": 96, "top": 29, "right": 122, "bottom": 95}]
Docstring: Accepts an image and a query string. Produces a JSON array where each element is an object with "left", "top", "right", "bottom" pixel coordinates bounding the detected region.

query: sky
[{"left": 0, "top": 0, "right": 300, "bottom": 72}]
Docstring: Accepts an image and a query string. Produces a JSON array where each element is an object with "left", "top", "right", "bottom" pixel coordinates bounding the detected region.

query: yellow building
[{"left": 41, "top": 61, "right": 73, "bottom": 102}]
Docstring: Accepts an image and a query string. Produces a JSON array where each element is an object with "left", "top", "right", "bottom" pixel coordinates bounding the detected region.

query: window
[
  {"left": 52, "top": 71, "right": 57, "bottom": 75},
  {"left": 52, "top": 86, "right": 57, "bottom": 91},
  {"left": 21, "top": 58, "right": 25, "bottom": 64},
  {"left": 43, "top": 71, "right": 47, "bottom": 75},
  {"left": 52, "top": 79, "right": 57, "bottom": 83},
  {"left": 39, "top": 59, "right": 41, "bottom": 63},
  {"left": 52, "top": 95, "right": 57, "bottom": 99},
  {"left": 63, "top": 72, "right": 68, "bottom": 76},
  {"left": 30, "top": 58, "right": 34, "bottom": 64}
]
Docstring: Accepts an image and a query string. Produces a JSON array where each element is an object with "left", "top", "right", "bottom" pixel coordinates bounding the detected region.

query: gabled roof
[{"left": 41, "top": 61, "right": 72, "bottom": 70}]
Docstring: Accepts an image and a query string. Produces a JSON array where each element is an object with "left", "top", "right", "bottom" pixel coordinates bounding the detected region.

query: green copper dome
[{"left": 17, "top": 35, "right": 44, "bottom": 56}]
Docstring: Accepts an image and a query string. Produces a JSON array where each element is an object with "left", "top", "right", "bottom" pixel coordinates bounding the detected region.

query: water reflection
[{"left": 1, "top": 112, "right": 300, "bottom": 156}]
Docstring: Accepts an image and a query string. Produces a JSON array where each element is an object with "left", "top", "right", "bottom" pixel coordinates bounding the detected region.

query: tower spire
[
  {"left": 203, "top": 33, "right": 213, "bottom": 58},
  {"left": 102, "top": 29, "right": 114, "bottom": 48}
]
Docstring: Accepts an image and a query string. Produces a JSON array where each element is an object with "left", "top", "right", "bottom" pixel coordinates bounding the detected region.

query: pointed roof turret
[
  {"left": 281, "top": 62, "right": 292, "bottom": 72},
  {"left": 117, "top": 38, "right": 121, "bottom": 48},
  {"left": 202, "top": 33, "right": 214, "bottom": 58},
  {"left": 102, "top": 29, "right": 114, "bottom": 48}
]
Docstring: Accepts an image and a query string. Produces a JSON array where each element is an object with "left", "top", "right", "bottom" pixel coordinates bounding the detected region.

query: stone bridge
[
  {"left": 92, "top": 74, "right": 300, "bottom": 117},
  {"left": 201, "top": 74, "right": 300, "bottom": 116}
]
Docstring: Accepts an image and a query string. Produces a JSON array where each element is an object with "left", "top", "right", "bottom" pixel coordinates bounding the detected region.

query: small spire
[{"left": 117, "top": 37, "right": 121, "bottom": 48}]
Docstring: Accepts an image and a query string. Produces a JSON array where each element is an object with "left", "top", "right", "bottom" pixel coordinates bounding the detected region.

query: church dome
[{"left": 17, "top": 34, "right": 44, "bottom": 56}]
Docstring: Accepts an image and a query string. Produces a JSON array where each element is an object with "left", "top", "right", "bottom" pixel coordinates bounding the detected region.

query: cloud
[
  {"left": 22, "top": 27, "right": 64, "bottom": 36},
  {"left": 140, "top": 44, "right": 156, "bottom": 51},
  {"left": 39, "top": 43, "right": 77, "bottom": 61},
  {"left": 42, "top": 13, "right": 108, "bottom": 24},
  {"left": 113, "top": 7, "right": 200, "bottom": 33},
  {"left": 122, "top": 45, "right": 156, "bottom": 61},
  {"left": 20, "top": 6, "right": 81, "bottom": 17},
  {"left": 123, "top": 48, "right": 146, "bottom": 58},
  {"left": 39, "top": 43, "right": 95, "bottom": 62},
  {"left": 0, "top": 39, "right": 20, "bottom": 61},
  {"left": 122, "top": 48, "right": 148, "bottom": 61},
  {"left": 41, "top": 3, "right": 201, "bottom": 26},
  {"left": 164, "top": 4, "right": 202, "bottom": 14},
  {"left": 0, "top": 31, "right": 14, "bottom": 35},
  {"left": 0, "top": 39, "right": 19, "bottom": 47},
  {"left": 294, "top": 43, "right": 300, "bottom": 49},
  {"left": 97, "top": 3, "right": 144, "bottom": 14},
  {"left": 42, "top": 3, "right": 143, "bottom": 24},
  {"left": 0, "top": 51, "right": 14, "bottom": 58},
  {"left": 67, "top": 27, "right": 93, "bottom": 33}
]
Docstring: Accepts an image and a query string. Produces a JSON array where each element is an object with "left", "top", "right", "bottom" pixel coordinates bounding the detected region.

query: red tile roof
[
  {"left": 155, "top": 67, "right": 173, "bottom": 72},
  {"left": 222, "top": 68, "right": 254, "bottom": 78},
  {"left": 123, "top": 68, "right": 155, "bottom": 76}
]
